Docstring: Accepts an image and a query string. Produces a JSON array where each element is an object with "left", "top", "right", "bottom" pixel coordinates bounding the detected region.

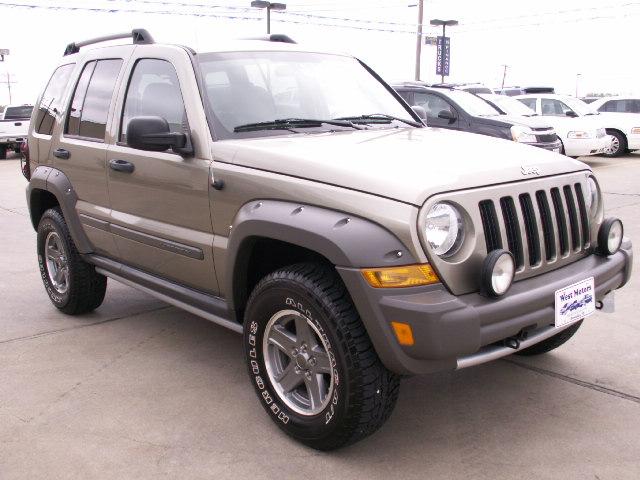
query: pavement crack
[
  {"left": 503, "top": 359, "right": 640, "bottom": 405},
  {"left": 603, "top": 191, "right": 640, "bottom": 197},
  {"left": 0, "top": 305, "right": 171, "bottom": 346}
]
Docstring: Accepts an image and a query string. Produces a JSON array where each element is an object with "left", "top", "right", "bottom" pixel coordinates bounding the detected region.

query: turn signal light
[
  {"left": 361, "top": 264, "right": 439, "bottom": 288},
  {"left": 391, "top": 321, "right": 415, "bottom": 346}
]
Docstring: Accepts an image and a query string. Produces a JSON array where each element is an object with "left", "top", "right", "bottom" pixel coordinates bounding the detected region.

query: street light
[
  {"left": 251, "top": 1, "right": 286, "bottom": 34},
  {"left": 576, "top": 73, "right": 582, "bottom": 98},
  {"left": 430, "top": 19, "right": 458, "bottom": 83}
]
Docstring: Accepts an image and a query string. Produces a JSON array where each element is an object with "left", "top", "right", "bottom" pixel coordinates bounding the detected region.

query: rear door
[
  {"left": 106, "top": 46, "right": 218, "bottom": 294},
  {"left": 50, "top": 48, "right": 132, "bottom": 257}
]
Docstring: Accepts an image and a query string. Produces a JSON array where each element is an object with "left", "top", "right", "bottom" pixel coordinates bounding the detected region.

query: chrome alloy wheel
[
  {"left": 604, "top": 135, "right": 619, "bottom": 155},
  {"left": 44, "top": 231, "right": 69, "bottom": 294},
  {"left": 263, "top": 309, "right": 335, "bottom": 416}
]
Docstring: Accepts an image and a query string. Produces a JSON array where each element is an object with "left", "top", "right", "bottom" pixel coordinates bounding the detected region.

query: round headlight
[
  {"left": 481, "top": 249, "right": 515, "bottom": 297},
  {"left": 425, "top": 203, "right": 464, "bottom": 257},
  {"left": 586, "top": 177, "right": 599, "bottom": 219},
  {"left": 598, "top": 218, "right": 623, "bottom": 255}
]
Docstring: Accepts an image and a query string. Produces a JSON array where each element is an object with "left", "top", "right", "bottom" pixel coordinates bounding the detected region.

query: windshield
[
  {"left": 561, "top": 96, "right": 599, "bottom": 116},
  {"left": 483, "top": 95, "right": 536, "bottom": 116},
  {"left": 439, "top": 89, "right": 501, "bottom": 116},
  {"left": 3, "top": 105, "right": 33, "bottom": 120},
  {"left": 197, "top": 51, "right": 415, "bottom": 138}
]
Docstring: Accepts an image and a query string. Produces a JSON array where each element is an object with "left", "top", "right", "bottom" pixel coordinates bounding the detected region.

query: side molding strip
[{"left": 110, "top": 223, "right": 205, "bottom": 260}]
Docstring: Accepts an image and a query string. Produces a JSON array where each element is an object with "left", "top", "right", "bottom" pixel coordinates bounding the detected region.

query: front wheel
[
  {"left": 243, "top": 263, "right": 400, "bottom": 450},
  {"left": 603, "top": 130, "right": 627, "bottom": 157}
]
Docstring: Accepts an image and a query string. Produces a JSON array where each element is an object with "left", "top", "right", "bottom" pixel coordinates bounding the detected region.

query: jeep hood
[{"left": 214, "top": 127, "right": 589, "bottom": 206}]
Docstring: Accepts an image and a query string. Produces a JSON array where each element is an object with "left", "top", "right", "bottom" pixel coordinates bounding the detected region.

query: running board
[
  {"left": 90, "top": 256, "right": 242, "bottom": 334},
  {"left": 456, "top": 321, "right": 578, "bottom": 369}
]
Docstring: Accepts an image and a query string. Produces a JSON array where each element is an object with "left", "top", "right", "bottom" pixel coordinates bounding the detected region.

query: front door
[{"left": 106, "top": 53, "right": 218, "bottom": 294}]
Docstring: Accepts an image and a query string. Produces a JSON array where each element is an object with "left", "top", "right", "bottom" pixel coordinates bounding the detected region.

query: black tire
[
  {"left": 603, "top": 130, "right": 627, "bottom": 157},
  {"left": 243, "top": 263, "right": 400, "bottom": 450},
  {"left": 37, "top": 207, "right": 107, "bottom": 314},
  {"left": 0, "top": 145, "right": 6, "bottom": 160},
  {"left": 515, "top": 320, "right": 583, "bottom": 356}
]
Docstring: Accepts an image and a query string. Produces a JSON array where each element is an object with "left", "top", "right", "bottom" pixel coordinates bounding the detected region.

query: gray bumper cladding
[{"left": 338, "top": 242, "right": 632, "bottom": 376}]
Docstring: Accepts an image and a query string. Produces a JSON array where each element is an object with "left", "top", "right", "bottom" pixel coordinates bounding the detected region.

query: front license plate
[{"left": 555, "top": 277, "right": 595, "bottom": 327}]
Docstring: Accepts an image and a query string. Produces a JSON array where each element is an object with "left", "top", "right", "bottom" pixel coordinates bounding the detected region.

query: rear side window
[
  {"left": 66, "top": 59, "right": 123, "bottom": 140},
  {"left": 599, "top": 99, "right": 640, "bottom": 113},
  {"left": 35, "top": 64, "right": 75, "bottom": 135},
  {"left": 4, "top": 105, "right": 33, "bottom": 120},
  {"left": 120, "top": 59, "right": 186, "bottom": 143},
  {"left": 518, "top": 98, "right": 536, "bottom": 110}
]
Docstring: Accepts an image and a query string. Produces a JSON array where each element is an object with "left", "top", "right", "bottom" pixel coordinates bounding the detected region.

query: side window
[
  {"left": 397, "top": 91, "right": 413, "bottom": 104},
  {"left": 64, "top": 59, "right": 122, "bottom": 140},
  {"left": 541, "top": 98, "right": 572, "bottom": 116},
  {"left": 518, "top": 98, "right": 536, "bottom": 110},
  {"left": 632, "top": 100, "right": 640, "bottom": 113},
  {"left": 35, "top": 64, "right": 75, "bottom": 135},
  {"left": 414, "top": 92, "right": 453, "bottom": 118},
  {"left": 66, "top": 61, "right": 96, "bottom": 136},
  {"left": 120, "top": 59, "right": 186, "bottom": 144}
]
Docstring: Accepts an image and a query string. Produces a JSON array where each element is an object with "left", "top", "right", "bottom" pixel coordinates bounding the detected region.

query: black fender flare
[
  {"left": 225, "top": 199, "right": 417, "bottom": 312},
  {"left": 26, "top": 166, "right": 93, "bottom": 254}
]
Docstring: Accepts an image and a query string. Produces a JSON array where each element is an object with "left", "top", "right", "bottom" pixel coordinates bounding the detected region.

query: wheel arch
[
  {"left": 26, "top": 166, "right": 93, "bottom": 253},
  {"left": 226, "top": 200, "right": 417, "bottom": 321}
]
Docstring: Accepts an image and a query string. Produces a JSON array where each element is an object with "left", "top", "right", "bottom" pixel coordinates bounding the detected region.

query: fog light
[
  {"left": 598, "top": 218, "right": 623, "bottom": 255},
  {"left": 481, "top": 249, "right": 515, "bottom": 297}
]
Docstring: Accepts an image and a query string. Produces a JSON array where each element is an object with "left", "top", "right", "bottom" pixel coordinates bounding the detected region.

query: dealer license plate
[{"left": 554, "top": 277, "right": 595, "bottom": 327}]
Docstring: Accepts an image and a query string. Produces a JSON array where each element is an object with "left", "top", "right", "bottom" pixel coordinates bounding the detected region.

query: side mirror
[
  {"left": 411, "top": 105, "right": 427, "bottom": 121},
  {"left": 437, "top": 110, "right": 456, "bottom": 122},
  {"left": 126, "top": 116, "right": 193, "bottom": 156},
  {"left": 565, "top": 110, "right": 578, "bottom": 118}
]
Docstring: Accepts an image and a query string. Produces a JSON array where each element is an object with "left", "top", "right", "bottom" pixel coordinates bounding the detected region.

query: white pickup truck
[{"left": 0, "top": 104, "right": 33, "bottom": 159}]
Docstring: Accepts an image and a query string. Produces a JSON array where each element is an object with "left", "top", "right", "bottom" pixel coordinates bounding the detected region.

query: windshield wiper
[
  {"left": 335, "top": 114, "right": 423, "bottom": 128},
  {"left": 234, "top": 118, "right": 362, "bottom": 133}
]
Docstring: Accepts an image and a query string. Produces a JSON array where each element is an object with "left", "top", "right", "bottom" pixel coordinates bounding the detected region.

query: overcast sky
[{"left": 1, "top": 0, "right": 638, "bottom": 105}]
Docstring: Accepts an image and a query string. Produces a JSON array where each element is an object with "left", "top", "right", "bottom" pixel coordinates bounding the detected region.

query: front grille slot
[
  {"left": 574, "top": 183, "right": 590, "bottom": 247},
  {"left": 563, "top": 185, "right": 581, "bottom": 250},
  {"left": 519, "top": 193, "right": 541, "bottom": 265},
  {"left": 535, "top": 190, "right": 556, "bottom": 260},
  {"left": 550, "top": 187, "right": 569, "bottom": 256},
  {"left": 479, "top": 200, "right": 502, "bottom": 253},
  {"left": 500, "top": 196, "right": 524, "bottom": 268}
]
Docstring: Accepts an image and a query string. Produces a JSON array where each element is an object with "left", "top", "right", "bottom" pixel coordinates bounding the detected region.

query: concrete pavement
[{"left": 1, "top": 152, "right": 639, "bottom": 479}]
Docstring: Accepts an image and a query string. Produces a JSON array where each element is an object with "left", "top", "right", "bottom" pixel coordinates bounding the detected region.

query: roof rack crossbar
[{"left": 64, "top": 29, "right": 154, "bottom": 56}]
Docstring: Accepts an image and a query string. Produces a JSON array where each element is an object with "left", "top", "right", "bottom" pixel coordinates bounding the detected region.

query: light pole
[
  {"left": 251, "top": 1, "right": 286, "bottom": 34},
  {"left": 0, "top": 48, "right": 13, "bottom": 104},
  {"left": 430, "top": 19, "right": 458, "bottom": 83},
  {"left": 414, "top": 0, "right": 424, "bottom": 81},
  {"left": 501, "top": 64, "right": 509, "bottom": 90}
]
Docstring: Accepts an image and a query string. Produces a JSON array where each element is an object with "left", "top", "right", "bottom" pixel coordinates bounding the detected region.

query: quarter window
[
  {"left": 35, "top": 64, "right": 75, "bottom": 135},
  {"left": 120, "top": 59, "right": 187, "bottom": 144}
]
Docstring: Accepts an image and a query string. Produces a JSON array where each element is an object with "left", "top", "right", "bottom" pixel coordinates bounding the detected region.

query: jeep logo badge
[{"left": 521, "top": 165, "right": 541, "bottom": 176}]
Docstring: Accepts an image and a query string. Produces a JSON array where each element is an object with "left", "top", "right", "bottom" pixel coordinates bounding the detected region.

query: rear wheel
[
  {"left": 515, "top": 320, "right": 583, "bottom": 356},
  {"left": 603, "top": 130, "right": 627, "bottom": 157},
  {"left": 37, "top": 207, "right": 107, "bottom": 314},
  {"left": 243, "top": 263, "right": 400, "bottom": 450}
]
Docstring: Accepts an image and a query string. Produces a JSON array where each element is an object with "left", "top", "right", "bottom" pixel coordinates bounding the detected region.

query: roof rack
[
  {"left": 242, "top": 34, "right": 296, "bottom": 44},
  {"left": 63, "top": 29, "right": 154, "bottom": 56}
]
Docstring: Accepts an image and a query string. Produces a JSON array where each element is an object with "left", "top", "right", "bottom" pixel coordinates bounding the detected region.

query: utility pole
[
  {"left": 575, "top": 73, "right": 582, "bottom": 98},
  {"left": 414, "top": 0, "right": 424, "bottom": 81},
  {"left": 5, "top": 72, "right": 13, "bottom": 104},
  {"left": 0, "top": 48, "right": 11, "bottom": 104},
  {"left": 501, "top": 64, "right": 509, "bottom": 90}
]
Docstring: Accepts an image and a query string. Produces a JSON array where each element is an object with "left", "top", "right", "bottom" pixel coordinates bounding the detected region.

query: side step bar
[
  {"left": 456, "top": 320, "right": 578, "bottom": 369},
  {"left": 89, "top": 255, "right": 242, "bottom": 334}
]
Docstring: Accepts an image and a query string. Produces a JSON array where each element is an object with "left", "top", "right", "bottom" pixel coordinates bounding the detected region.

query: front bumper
[
  {"left": 530, "top": 139, "right": 563, "bottom": 152},
  {"left": 627, "top": 133, "right": 640, "bottom": 150},
  {"left": 563, "top": 135, "right": 611, "bottom": 157},
  {"left": 337, "top": 240, "right": 632, "bottom": 375}
]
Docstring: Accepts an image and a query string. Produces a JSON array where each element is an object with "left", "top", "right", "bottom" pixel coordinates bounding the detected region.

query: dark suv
[{"left": 394, "top": 83, "right": 562, "bottom": 152}]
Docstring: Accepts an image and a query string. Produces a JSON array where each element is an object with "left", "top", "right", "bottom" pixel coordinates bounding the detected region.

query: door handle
[
  {"left": 109, "top": 159, "right": 135, "bottom": 173},
  {"left": 53, "top": 148, "right": 70, "bottom": 159}
]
